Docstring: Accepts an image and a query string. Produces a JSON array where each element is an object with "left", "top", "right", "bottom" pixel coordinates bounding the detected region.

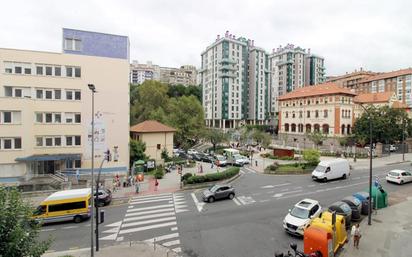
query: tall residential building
[
  {"left": 0, "top": 28, "right": 130, "bottom": 186},
  {"left": 200, "top": 31, "right": 270, "bottom": 129},
  {"left": 268, "top": 44, "right": 325, "bottom": 120},
  {"left": 326, "top": 68, "right": 378, "bottom": 91},
  {"left": 159, "top": 65, "right": 198, "bottom": 86},
  {"left": 130, "top": 60, "right": 160, "bottom": 84}
]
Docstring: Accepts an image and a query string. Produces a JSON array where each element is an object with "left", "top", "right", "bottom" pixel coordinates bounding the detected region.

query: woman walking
[{"left": 353, "top": 223, "right": 361, "bottom": 249}]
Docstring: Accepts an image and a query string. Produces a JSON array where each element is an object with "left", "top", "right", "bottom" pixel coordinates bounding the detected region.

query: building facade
[
  {"left": 130, "top": 61, "right": 160, "bottom": 84},
  {"left": 0, "top": 28, "right": 130, "bottom": 185},
  {"left": 200, "top": 31, "right": 271, "bottom": 129},
  {"left": 326, "top": 69, "right": 377, "bottom": 91},
  {"left": 305, "top": 53, "right": 326, "bottom": 86},
  {"left": 278, "top": 83, "right": 357, "bottom": 142},
  {"left": 159, "top": 65, "right": 198, "bottom": 86}
]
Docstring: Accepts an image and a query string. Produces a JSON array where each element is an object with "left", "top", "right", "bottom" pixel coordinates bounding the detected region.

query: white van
[{"left": 312, "top": 158, "right": 350, "bottom": 182}]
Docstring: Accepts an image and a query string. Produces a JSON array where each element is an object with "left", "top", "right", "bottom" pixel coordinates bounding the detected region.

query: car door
[
  {"left": 311, "top": 204, "right": 321, "bottom": 218},
  {"left": 218, "top": 186, "right": 229, "bottom": 199},
  {"left": 404, "top": 172, "right": 412, "bottom": 183}
]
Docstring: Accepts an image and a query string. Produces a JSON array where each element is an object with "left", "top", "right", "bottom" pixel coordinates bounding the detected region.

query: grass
[{"left": 264, "top": 163, "right": 315, "bottom": 175}]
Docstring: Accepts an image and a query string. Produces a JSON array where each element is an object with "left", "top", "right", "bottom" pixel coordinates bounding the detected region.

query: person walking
[
  {"left": 200, "top": 164, "right": 203, "bottom": 173},
  {"left": 353, "top": 223, "right": 361, "bottom": 249},
  {"left": 154, "top": 178, "right": 159, "bottom": 191}
]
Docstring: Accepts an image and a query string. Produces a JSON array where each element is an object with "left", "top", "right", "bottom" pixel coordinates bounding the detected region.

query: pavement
[{"left": 43, "top": 241, "right": 178, "bottom": 257}]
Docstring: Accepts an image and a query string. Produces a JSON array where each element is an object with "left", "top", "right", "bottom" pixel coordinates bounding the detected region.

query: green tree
[
  {"left": 303, "top": 149, "right": 320, "bottom": 166},
  {"left": 166, "top": 95, "right": 205, "bottom": 148},
  {"left": 204, "top": 128, "right": 228, "bottom": 152},
  {"left": 306, "top": 131, "right": 327, "bottom": 149},
  {"left": 130, "top": 80, "right": 169, "bottom": 125},
  {"left": 161, "top": 148, "right": 170, "bottom": 162},
  {"left": 0, "top": 187, "right": 51, "bottom": 257},
  {"left": 251, "top": 129, "right": 272, "bottom": 148},
  {"left": 129, "top": 139, "right": 147, "bottom": 166}
]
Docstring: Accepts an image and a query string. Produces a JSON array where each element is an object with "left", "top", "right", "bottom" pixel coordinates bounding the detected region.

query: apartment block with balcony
[
  {"left": 305, "top": 53, "right": 326, "bottom": 85},
  {"left": 0, "top": 28, "right": 130, "bottom": 186},
  {"left": 130, "top": 60, "right": 160, "bottom": 84},
  {"left": 326, "top": 68, "right": 378, "bottom": 91},
  {"left": 159, "top": 65, "right": 198, "bottom": 86}
]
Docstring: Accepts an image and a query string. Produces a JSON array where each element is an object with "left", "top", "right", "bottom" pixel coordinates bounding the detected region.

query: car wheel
[
  {"left": 74, "top": 215, "right": 83, "bottom": 223},
  {"left": 342, "top": 174, "right": 347, "bottom": 179},
  {"left": 323, "top": 177, "right": 327, "bottom": 182},
  {"left": 228, "top": 193, "right": 235, "bottom": 200},
  {"left": 208, "top": 196, "right": 215, "bottom": 203},
  {"left": 400, "top": 180, "right": 404, "bottom": 185}
]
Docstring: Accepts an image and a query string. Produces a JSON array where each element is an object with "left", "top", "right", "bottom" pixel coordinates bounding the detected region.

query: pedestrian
[
  {"left": 353, "top": 223, "right": 361, "bottom": 249},
  {"left": 154, "top": 178, "right": 159, "bottom": 191},
  {"left": 135, "top": 180, "right": 140, "bottom": 194},
  {"left": 211, "top": 162, "right": 214, "bottom": 169},
  {"left": 255, "top": 160, "right": 258, "bottom": 166},
  {"left": 200, "top": 164, "right": 203, "bottom": 173}
]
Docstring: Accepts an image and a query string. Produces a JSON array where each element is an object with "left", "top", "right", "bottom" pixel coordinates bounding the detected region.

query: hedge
[{"left": 185, "top": 167, "right": 240, "bottom": 184}]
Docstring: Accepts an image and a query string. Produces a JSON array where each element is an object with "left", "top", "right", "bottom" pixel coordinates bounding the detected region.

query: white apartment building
[
  {"left": 0, "top": 28, "right": 130, "bottom": 186},
  {"left": 159, "top": 65, "right": 198, "bottom": 86},
  {"left": 200, "top": 31, "right": 270, "bottom": 129},
  {"left": 130, "top": 60, "right": 160, "bottom": 84}
]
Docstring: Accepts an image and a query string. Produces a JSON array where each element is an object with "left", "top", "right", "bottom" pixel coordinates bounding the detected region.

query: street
[{"left": 40, "top": 162, "right": 411, "bottom": 257}]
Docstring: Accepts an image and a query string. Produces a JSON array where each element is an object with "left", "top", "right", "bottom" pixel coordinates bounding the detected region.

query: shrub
[
  {"left": 154, "top": 169, "right": 164, "bottom": 179},
  {"left": 185, "top": 167, "right": 240, "bottom": 184},
  {"left": 260, "top": 153, "right": 270, "bottom": 158},
  {"left": 182, "top": 173, "right": 193, "bottom": 181},
  {"left": 303, "top": 149, "right": 320, "bottom": 166}
]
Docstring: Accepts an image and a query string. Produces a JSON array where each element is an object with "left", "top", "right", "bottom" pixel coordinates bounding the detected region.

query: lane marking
[
  {"left": 127, "top": 204, "right": 174, "bottom": 213},
  {"left": 163, "top": 239, "right": 180, "bottom": 247},
  {"left": 41, "top": 228, "right": 56, "bottom": 232},
  {"left": 237, "top": 196, "right": 256, "bottom": 205},
  {"left": 144, "top": 233, "right": 179, "bottom": 243},
  {"left": 130, "top": 198, "right": 173, "bottom": 204},
  {"left": 273, "top": 189, "right": 303, "bottom": 198},
  {"left": 259, "top": 199, "right": 270, "bottom": 203},
  {"left": 123, "top": 212, "right": 175, "bottom": 222},
  {"left": 232, "top": 197, "right": 242, "bottom": 206},
  {"left": 171, "top": 227, "right": 178, "bottom": 231},
  {"left": 307, "top": 185, "right": 316, "bottom": 187},
  {"left": 191, "top": 193, "right": 205, "bottom": 212},
  {"left": 126, "top": 207, "right": 175, "bottom": 217},
  {"left": 122, "top": 216, "right": 176, "bottom": 228},
  {"left": 131, "top": 193, "right": 172, "bottom": 200},
  {"left": 119, "top": 221, "right": 177, "bottom": 234},
  {"left": 62, "top": 226, "right": 78, "bottom": 230}
]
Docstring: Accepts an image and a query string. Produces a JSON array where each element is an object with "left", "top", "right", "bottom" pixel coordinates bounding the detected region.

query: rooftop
[
  {"left": 359, "top": 68, "right": 412, "bottom": 83},
  {"left": 130, "top": 120, "right": 176, "bottom": 133},
  {"left": 278, "top": 83, "right": 357, "bottom": 101},
  {"left": 353, "top": 92, "right": 393, "bottom": 104}
]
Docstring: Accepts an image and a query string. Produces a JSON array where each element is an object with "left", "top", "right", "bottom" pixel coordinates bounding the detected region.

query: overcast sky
[{"left": 1, "top": 0, "right": 411, "bottom": 75}]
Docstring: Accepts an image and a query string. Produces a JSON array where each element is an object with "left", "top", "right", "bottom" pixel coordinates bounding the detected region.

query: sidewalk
[
  {"left": 340, "top": 186, "right": 412, "bottom": 257},
  {"left": 43, "top": 241, "right": 179, "bottom": 257}
]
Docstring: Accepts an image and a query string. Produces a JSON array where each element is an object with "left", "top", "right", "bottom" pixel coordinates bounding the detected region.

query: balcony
[
  {"left": 276, "top": 60, "right": 293, "bottom": 66},
  {"left": 219, "top": 58, "right": 237, "bottom": 64},
  {"left": 218, "top": 72, "right": 237, "bottom": 78},
  {"left": 219, "top": 65, "right": 237, "bottom": 71}
]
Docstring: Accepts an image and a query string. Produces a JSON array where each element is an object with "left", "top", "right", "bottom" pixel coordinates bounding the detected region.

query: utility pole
[
  {"left": 88, "top": 84, "right": 96, "bottom": 257},
  {"left": 403, "top": 118, "right": 406, "bottom": 162}
]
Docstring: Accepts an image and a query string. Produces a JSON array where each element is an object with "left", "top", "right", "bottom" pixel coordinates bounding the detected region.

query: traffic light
[{"left": 104, "top": 150, "right": 111, "bottom": 161}]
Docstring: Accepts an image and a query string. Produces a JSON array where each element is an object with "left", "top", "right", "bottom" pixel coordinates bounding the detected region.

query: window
[
  {"left": 55, "top": 67, "right": 61, "bottom": 76},
  {"left": 315, "top": 110, "right": 319, "bottom": 118},
  {"left": 74, "top": 91, "right": 81, "bottom": 100},
  {"left": 15, "top": 66, "right": 22, "bottom": 74},
  {"left": 45, "top": 113, "right": 52, "bottom": 123},
  {"left": 36, "top": 113, "right": 43, "bottom": 123},
  {"left": 307, "top": 111, "right": 310, "bottom": 118},
  {"left": 15, "top": 88, "right": 22, "bottom": 97},
  {"left": 66, "top": 67, "right": 73, "bottom": 77},
  {"left": 48, "top": 201, "right": 86, "bottom": 212},
  {"left": 36, "top": 89, "right": 43, "bottom": 99},
  {"left": 3, "top": 139, "right": 12, "bottom": 149},
  {"left": 66, "top": 91, "right": 73, "bottom": 100},
  {"left": 24, "top": 68, "right": 31, "bottom": 75},
  {"left": 36, "top": 66, "right": 43, "bottom": 75},
  {"left": 14, "top": 138, "right": 21, "bottom": 149},
  {"left": 45, "top": 90, "right": 53, "bottom": 99},
  {"left": 74, "top": 159, "right": 81, "bottom": 168},
  {"left": 5, "top": 86, "right": 12, "bottom": 97},
  {"left": 324, "top": 110, "right": 328, "bottom": 118},
  {"left": 66, "top": 136, "right": 73, "bottom": 146},
  {"left": 45, "top": 66, "right": 53, "bottom": 76},
  {"left": 45, "top": 137, "right": 53, "bottom": 146},
  {"left": 54, "top": 89, "right": 61, "bottom": 99},
  {"left": 65, "top": 113, "right": 74, "bottom": 123},
  {"left": 157, "top": 144, "right": 161, "bottom": 149},
  {"left": 54, "top": 137, "right": 61, "bottom": 146},
  {"left": 64, "top": 38, "right": 82, "bottom": 51},
  {"left": 36, "top": 137, "right": 43, "bottom": 146},
  {"left": 75, "top": 68, "right": 81, "bottom": 78},
  {"left": 3, "top": 112, "right": 11, "bottom": 123},
  {"left": 54, "top": 113, "right": 61, "bottom": 123}
]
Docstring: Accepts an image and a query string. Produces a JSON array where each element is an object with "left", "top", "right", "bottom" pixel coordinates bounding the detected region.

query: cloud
[{"left": 0, "top": 0, "right": 411, "bottom": 75}]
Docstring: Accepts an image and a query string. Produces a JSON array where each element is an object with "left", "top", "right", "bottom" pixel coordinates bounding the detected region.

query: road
[{"left": 40, "top": 162, "right": 411, "bottom": 256}]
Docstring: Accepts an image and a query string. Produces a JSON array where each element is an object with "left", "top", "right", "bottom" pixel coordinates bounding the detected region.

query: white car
[
  {"left": 386, "top": 169, "right": 412, "bottom": 185},
  {"left": 187, "top": 149, "right": 198, "bottom": 155},
  {"left": 233, "top": 154, "right": 246, "bottom": 166},
  {"left": 283, "top": 199, "right": 322, "bottom": 236},
  {"left": 389, "top": 145, "right": 398, "bottom": 152},
  {"left": 239, "top": 155, "right": 250, "bottom": 164}
]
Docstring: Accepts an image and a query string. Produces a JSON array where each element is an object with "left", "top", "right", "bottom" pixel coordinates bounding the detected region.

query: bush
[
  {"left": 182, "top": 173, "right": 193, "bottom": 181},
  {"left": 186, "top": 167, "right": 240, "bottom": 184},
  {"left": 260, "top": 153, "right": 270, "bottom": 158},
  {"left": 154, "top": 169, "right": 165, "bottom": 179},
  {"left": 303, "top": 149, "right": 320, "bottom": 166}
]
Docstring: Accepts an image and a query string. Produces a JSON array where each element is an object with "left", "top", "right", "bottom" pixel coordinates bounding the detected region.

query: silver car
[{"left": 202, "top": 184, "right": 235, "bottom": 203}]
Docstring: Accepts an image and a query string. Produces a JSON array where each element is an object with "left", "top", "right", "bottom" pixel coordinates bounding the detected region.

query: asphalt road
[{"left": 39, "top": 162, "right": 412, "bottom": 257}]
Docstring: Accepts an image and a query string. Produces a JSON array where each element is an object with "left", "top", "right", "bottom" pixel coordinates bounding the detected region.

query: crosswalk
[{"left": 101, "top": 192, "right": 187, "bottom": 254}]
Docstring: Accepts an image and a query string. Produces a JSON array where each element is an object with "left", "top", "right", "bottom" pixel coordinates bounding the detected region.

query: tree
[
  {"left": 129, "top": 139, "right": 147, "bottom": 166},
  {"left": 303, "top": 149, "right": 320, "bottom": 166},
  {"left": 306, "top": 131, "right": 327, "bottom": 149},
  {"left": 353, "top": 106, "right": 412, "bottom": 144},
  {"left": 204, "top": 128, "right": 228, "bottom": 152},
  {"left": 251, "top": 129, "right": 272, "bottom": 148},
  {"left": 0, "top": 187, "right": 51, "bottom": 257},
  {"left": 166, "top": 95, "right": 205, "bottom": 148},
  {"left": 161, "top": 148, "right": 170, "bottom": 162}
]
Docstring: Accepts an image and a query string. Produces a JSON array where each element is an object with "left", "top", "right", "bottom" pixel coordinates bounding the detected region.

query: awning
[{"left": 15, "top": 154, "right": 82, "bottom": 162}]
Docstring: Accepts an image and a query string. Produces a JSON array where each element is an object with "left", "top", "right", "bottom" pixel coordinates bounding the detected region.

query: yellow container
[
  {"left": 320, "top": 211, "right": 348, "bottom": 247},
  {"left": 310, "top": 218, "right": 340, "bottom": 253}
]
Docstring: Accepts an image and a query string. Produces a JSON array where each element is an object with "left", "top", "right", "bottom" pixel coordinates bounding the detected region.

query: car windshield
[
  {"left": 234, "top": 154, "right": 242, "bottom": 160},
  {"left": 290, "top": 206, "right": 309, "bottom": 219},
  {"left": 389, "top": 171, "right": 399, "bottom": 176},
  {"left": 209, "top": 185, "right": 220, "bottom": 192},
  {"left": 315, "top": 165, "right": 327, "bottom": 173}
]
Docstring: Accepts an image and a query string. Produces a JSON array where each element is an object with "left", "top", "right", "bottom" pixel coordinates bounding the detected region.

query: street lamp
[
  {"left": 88, "top": 84, "right": 96, "bottom": 256},
  {"left": 358, "top": 103, "right": 373, "bottom": 226}
]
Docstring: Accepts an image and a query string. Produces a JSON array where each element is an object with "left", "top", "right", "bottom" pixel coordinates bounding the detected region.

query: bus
[{"left": 33, "top": 188, "right": 91, "bottom": 224}]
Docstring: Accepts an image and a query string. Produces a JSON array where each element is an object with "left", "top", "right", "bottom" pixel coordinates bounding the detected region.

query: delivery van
[
  {"left": 33, "top": 188, "right": 91, "bottom": 224},
  {"left": 312, "top": 159, "right": 350, "bottom": 182},
  {"left": 223, "top": 148, "right": 240, "bottom": 166}
]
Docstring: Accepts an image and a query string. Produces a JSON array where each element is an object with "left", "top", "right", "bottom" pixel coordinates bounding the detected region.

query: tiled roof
[
  {"left": 278, "top": 83, "right": 357, "bottom": 100},
  {"left": 392, "top": 101, "right": 409, "bottom": 109},
  {"left": 130, "top": 120, "right": 176, "bottom": 133},
  {"left": 353, "top": 92, "right": 393, "bottom": 104},
  {"left": 359, "top": 68, "right": 412, "bottom": 83}
]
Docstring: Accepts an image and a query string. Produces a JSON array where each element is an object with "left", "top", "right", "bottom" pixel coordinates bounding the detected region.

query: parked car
[
  {"left": 202, "top": 184, "right": 235, "bottom": 203},
  {"left": 191, "top": 153, "right": 202, "bottom": 161},
  {"left": 178, "top": 152, "right": 191, "bottom": 160},
  {"left": 239, "top": 155, "right": 250, "bottom": 164},
  {"left": 312, "top": 159, "right": 350, "bottom": 182},
  {"left": 94, "top": 188, "right": 112, "bottom": 207},
  {"left": 389, "top": 145, "right": 398, "bottom": 152},
  {"left": 232, "top": 154, "right": 246, "bottom": 166},
  {"left": 214, "top": 155, "right": 227, "bottom": 167},
  {"left": 341, "top": 196, "right": 362, "bottom": 221},
  {"left": 386, "top": 169, "right": 412, "bottom": 185},
  {"left": 283, "top": 198, "right": 322, "bottom": 236},
  {"left": 187, "top": 149, "right": 198, "bottom": 155},
  {"left": 328, "top": 201, "right": 352, "bottom": 229},
  {"left": 197, "top": 153, "right": 214, "bottom": 163}
]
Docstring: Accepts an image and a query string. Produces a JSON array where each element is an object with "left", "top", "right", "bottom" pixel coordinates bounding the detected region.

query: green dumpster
[{"left": 370, "top": 186, "right": 388, "bottom": 209}]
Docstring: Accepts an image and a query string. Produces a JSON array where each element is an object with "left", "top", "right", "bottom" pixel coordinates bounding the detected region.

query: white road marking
[
  {"left": 163, "top": 239, "right": 180, "bottom": 247},
  {"left": 308, "top": 185, "right": 316, "bottom": 187},
  {"left": 237, "top": 196, "right": 256, "bottom": 205},
  {"left": 281, "top": 188, "right": 289, "bottom": 192},
  {"left": 105, "top": 221, "right": 122, "bottom": 227},
  {"left": 116, "top": 236, "right": 124, "bottom": 242},
  {"left": 273, "top": 189, "right": 303, "bottom": 198},
  {"left": 122, "top": 216, "right": 176, "bottom": 228},
  {"left": 232, "top": 197, "right": 242, "bottom": 206},
  {"left": 191, "top": 193, "right": 205, "bottom": 212},
  {"left": 130, "top": 198, "right": 173, "bottom": 204},
  {"left": 119, "top": 221, "right": 177, "bottom": 234},
  {"left": 144, "top": 233, "right": 179, "bottom": 243},
  {"left": 123, "top": 212, "right": 175, "bottom": 222},
  {"left": 41, "top": 228, "right": 56, "bottom": 232},
  {"left": 259, "top": 199, "right": 270, "bottom": 203},
  {"left": 240, "top": 170, "right": 245, "bottom": 174},
  {"left": 175, "top": 209, "right": 189, "bottom": 213},
  {"left": 131, "top": 193, "right": 172, "bottom": 200},
  {"left": 62, "top": 226, "right": 78, "bottom": 230},
  {"left": 127, "top": 204, "right": 174, "bottom": 213},
  {"left": 171, "top": 227, "right": 178, "bottom": 231},
  {"left": 100, "top": 233, "right": 118, "bottom": 240},
  {"left": 260, "top": 183, "right": 291, "bottom": 189},
  {"left": 126, "top": 207, "right": 175, "bottom": 217},
  {"left": 172, "top": 247, "right": 182, "bottom": 253}
]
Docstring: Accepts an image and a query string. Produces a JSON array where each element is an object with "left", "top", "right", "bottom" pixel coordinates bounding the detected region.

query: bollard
[{"left": 100, "top": 209, "right": 105, "bottom": 224}]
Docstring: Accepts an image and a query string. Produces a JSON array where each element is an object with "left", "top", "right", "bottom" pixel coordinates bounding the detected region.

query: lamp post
[
  {"left": 358, "top": 104, "right": 373, "bottom": 226},
  {"left": 403, "top": 117, "right": 406, "bottom": 162},
  {"left": 88, "top": 84, "right": 96, "bottom": 256}
]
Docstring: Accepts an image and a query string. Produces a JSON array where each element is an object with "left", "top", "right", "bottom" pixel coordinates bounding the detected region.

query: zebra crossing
[{"left": 101, "top": 192, "right": 188, "bottom": 254}]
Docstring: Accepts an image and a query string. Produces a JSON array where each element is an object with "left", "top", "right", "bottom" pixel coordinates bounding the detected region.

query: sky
[{"left": 0, "top": 0, "right": 411, "bottom": 76}]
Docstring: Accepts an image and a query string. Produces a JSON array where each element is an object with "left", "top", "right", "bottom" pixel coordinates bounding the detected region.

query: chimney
[
  {"left": 217, "top": 34, "right": 220, "bottom": 40},
  {"left": 308, "top": 48, "right": 311, "bottom": 55},
  {"left": 252, "top": 40, "right": 254, "bottom": 47},
  {"left": 229, "top": 34, "right": 232, "bottom": 38},
  {"left": 233, "top": 34, "right": 235, "bottom": 39},
  {"left": 225, "top": 30, "right": 229, "bottom": 37}
]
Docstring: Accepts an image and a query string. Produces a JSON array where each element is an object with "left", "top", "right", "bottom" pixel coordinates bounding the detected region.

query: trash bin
[
  {"left": 353, "top": 191, "right": 370, "bottom": 215},
  {"left": 304, "top": 224, "right": 334, "bottom": 257},
  {"left": 371, "top": 186, "right": 388, "bottom": 209}
]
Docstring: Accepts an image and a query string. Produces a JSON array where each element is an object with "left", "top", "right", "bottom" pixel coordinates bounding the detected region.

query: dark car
[
  {"left": 178, "top": 152, "right": 191, "bottom": 160},
  {"left": 191, "top": 153, "right": 202, "bottom": 161},
  {"left": 94, "top": 188, "right": 112, "bottom": 207},
  {"left": 202, "top": 184, "right": 235, "bottom": 203},
  {"left": 198, "top": 153, "right": 214, "bottom": 163},
  {"left": 341, "top": 196, "right": 362, "bottom": 221},
  {"left": 328, "top": 201, "right": 352, "bottom": 229}
]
